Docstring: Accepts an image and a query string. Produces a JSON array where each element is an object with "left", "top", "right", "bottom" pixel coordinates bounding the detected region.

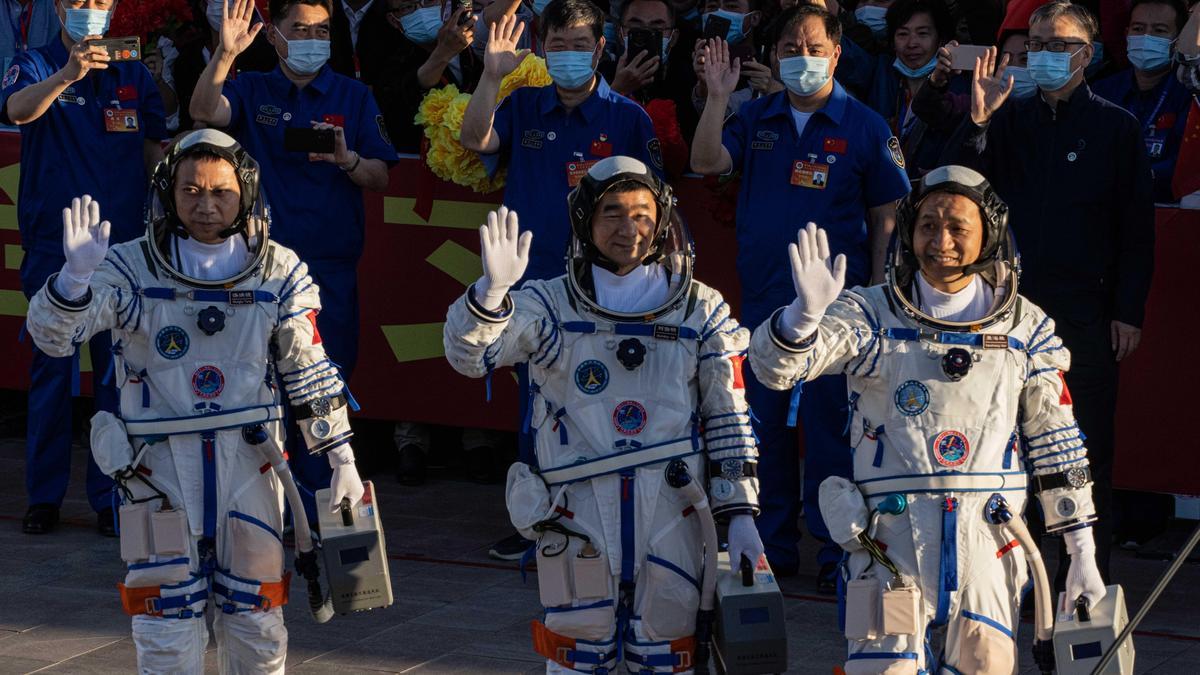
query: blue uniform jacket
[
  {"left": 222, "top": 64, "right": 398, "bottom": 264},
  {"left": 1092, "top": 69, "right": 1193, "bottom": 203},
  {"left": 945, "top": 83, "right": 1155, "bottom": 328},
  {"left": 481, "top": 77, "right": 662, "bottom": 282},
  {"left": 722, "top": 82, "right": 911, "bottom": 324},
  {"left": 1, "top": 38, "right": 167, "bottom": 255}
]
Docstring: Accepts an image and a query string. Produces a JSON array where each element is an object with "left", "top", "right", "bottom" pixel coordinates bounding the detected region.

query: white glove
[
  {"left": 57, "top": 194, "right": 111, "bottom": 299},
  {"left": 1063, "top": 528, "right": 1107, "bottom": 609},
  {"left": 779, "top": 222, "right": 846, "bottom": 341},
  {"left": 727, "top": 514, "right": 765, "bottom": 570},
  {"left": 326, "top": 445, "right": 364, "bottom": 512},
  {"left": 473, "top": 206, "right": 532, "bottom": 310}
]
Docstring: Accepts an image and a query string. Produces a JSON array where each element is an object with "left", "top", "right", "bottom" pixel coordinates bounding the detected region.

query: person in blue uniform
[
  {"left": 1, "top": 0, "right": 167, "bottom": 536},
  {"left": 189, "top": 0, "right": 397, "bottom": 521},
  {"left": 0, "top": 0, "right": 61, "bottom": 71},
  {"left": 462, "top": 0, "right": 662, "bottom": 283},
  {"left": 1092, "top": 0, "right": 1193, "bottom": 203},
  {"left": 944, "top": 0, "right": 1155, "bottom": 585},
  {"left": 459, "top": 0, "right": 664, "bottom": 560},
  {"left": 690, "top": 4, "right": 909, "bottom": 589}
]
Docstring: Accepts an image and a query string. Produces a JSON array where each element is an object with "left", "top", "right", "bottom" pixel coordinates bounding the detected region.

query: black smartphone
[
  {"left": 703, "top": 14, "right": 731, "bottom": 41},
  {"left": 456, "top": 0, "right": 474, "bottom": 26},
  {"left": 626, "top": 28, "right": 663, "bottom": 63},
  {"left": 91, "top": 36, "right": 142, "bottom": 61},
  {"left": 284, "top": 127, "right": 336, "bottom": 153}
]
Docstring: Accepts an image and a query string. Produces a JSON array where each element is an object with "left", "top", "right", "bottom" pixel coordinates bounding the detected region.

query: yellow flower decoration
[{"left": 415, "top": 57, "right": 550, "bottom": 193}]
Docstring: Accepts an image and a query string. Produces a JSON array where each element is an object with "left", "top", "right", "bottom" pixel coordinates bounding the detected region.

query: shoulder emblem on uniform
[
  {"left": 887, "top": 136, "right": 905, "bottom": 169},
  {"left": 2, "top": 64, "right": 19, "bottom": 89},
  {"left": 376, "top": 113, "right": 392, "bottom": 147},
  {"left": 647, "top": 138, "right": 663, "bottom": 170}
]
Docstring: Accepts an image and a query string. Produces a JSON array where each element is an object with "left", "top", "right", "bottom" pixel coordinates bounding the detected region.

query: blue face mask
[
  {"left": 531, "top": 0, "right": 552, "bottom": 16},
  {"left": 779, "top": 55, "right": 830, "bottom": 97},
  {"left": 1002, "top": 65, "right": 1037, "bottom": 99},
  {"left": 1027, "top": 46, "right": 1082, "bottom": 92},
  {"left": 400, "top": 6, "right": 442, "bottom": 44},
  {"left": 1089, "top": 40, "right": 1104, "bottom": 67},
  {"left": 546, "top": 50, "right": 596, "bottom": 89},
  {"left": 854, "top": 5, "right": 888, "bottom": 38},
  {"left": 62, "top": 6, "right": 111, "bottom": 41},
  {"left": 893, "top": 55, "right": 936, "bottom": 78},
  {"left": 1126, "top": 34, "right": 1174, "bottom": 72},
  {"left": 276, "top": 28, "right": 331, "bottom": 75},
  {"left": 703, "top": 10, "right": 747, "bottom": 44}
]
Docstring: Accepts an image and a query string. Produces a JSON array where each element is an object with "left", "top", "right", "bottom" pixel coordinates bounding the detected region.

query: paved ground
[{"left": 0, "top": 436, "right": 1197, "bottom": 674}]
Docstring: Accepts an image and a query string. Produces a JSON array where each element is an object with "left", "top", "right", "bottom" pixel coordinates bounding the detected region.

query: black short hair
[
  {"left": 885, "top": 0, "right": 954, "bottom": 44},
  {"left": 770, "top": 4, "right": 841, "bottom": 50},
  {"left": 540, "top": 0, "right": 606, "bottom": 44},
  {"left": 1130, "top": 0, "right": 1190, "bottom": 32},
  {"left": 269, "top": 0, "right": 333, "bottom": 23},
  {"left": 1030, "top": 1, "right": 1099, "bottom": 42},
  {"left": 620, "top": 0, "right": 676, "bottom": 26}
]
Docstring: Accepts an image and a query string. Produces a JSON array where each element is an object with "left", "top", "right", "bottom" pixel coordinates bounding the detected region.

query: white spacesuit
[
  {"left": 25, "top": 130, "right": 363, "bottom": 674},
  {"left": 443, "top": 157, "right": 763, "bottom": 673},
  {"left": 748, "top": 166, "right": 1106, "bottom": 674}
]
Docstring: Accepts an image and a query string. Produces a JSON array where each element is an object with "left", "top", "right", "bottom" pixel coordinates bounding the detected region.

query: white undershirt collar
[
  {"left": 914, "top": 272, "right": 994, "bottom": 323},
  {"left": 591, "top": 263, "right": 669, "bottom": 314}
]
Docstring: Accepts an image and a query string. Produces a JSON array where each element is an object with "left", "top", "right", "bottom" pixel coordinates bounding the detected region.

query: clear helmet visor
[
  {"left": 567, "top": 209, "right": 696, "bottom": 321},
  {"left": 145, "top": 186, "right": 272, "bottom": 288},
  {"left": 886, "top": 228, "right": 1021, "bottom": 330}
]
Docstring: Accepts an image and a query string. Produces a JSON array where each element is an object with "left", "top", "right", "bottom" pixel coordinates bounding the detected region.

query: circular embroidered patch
[
  {"left": 191, "top": 365, "right": 225, "bottom": 399},
  {"left": 155, "top": 325, "right": 189, "bottom": 360},
  {"left": 894, "top": 380, "right": 930, "bottom": 416},
  {"left": 612, "top": 400, "right": 648, "bottom": 436},
  {"left": 574, "top": 360, "right": 609, "bottom": 395},
  {"left": 932, "top": 430, "right": 969, "bottom": 467}
]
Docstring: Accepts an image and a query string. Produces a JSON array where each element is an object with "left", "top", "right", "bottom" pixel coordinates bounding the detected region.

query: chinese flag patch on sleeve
[
  {"left": 730, "top": 354, "right": 746, "bottom": 389},
  {"left": 305, "top": 311, "right": 323, "bottom": 345},
  {"left": 1058, "top": 371, "right": 1073, "bottom": 405}
]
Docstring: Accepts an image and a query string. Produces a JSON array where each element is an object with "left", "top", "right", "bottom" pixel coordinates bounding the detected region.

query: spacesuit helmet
[
  {"left": 888, "top": 164, "right": 1020, "bottom": 330},
  {"left": 565, "top": 156, "right": 695, "bottom": 320},
  {"left": 145, "top": 129, "right": 271, "bottom": 288}
]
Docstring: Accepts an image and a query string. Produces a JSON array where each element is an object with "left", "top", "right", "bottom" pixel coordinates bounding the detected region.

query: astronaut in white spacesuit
[
  {"left": 748, "top": 165, "right": 1107, "bottom": 673},
  {"left": 443, "top": 156, "right": 763, "bottom": 673},
  {"left": 25, "top": 129, "right": 363, "bottom": 674}
]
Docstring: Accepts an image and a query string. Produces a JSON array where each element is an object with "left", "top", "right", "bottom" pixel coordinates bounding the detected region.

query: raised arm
[
  {"left": 461, "top": 14, "right": 528, "bottom": 153},
  {"left": 443, "top": 207, "right": 551, "bottom": 376},
  {"left": 190, "top": 0, "right": 262, "bottom": 127},
  {"left": 26, "top": 196, "right": 127, "bottom": 355}
]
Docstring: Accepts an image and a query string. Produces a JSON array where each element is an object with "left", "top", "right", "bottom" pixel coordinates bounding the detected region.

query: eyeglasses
[
  {"left": 1024, "top": 39, "right": 1088, "bottom": 53},
  {"left": 389, "top": 0, "right": 440, "bottom": 18}
]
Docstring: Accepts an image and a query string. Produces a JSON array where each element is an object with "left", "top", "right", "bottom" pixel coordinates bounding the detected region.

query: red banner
[{"left": 0, "top": 134, "right": 1193, "bottom": 495}]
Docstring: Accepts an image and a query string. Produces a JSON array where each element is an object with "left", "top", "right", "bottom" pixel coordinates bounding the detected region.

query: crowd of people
[{"left": 4, "top": 0, "right": 1199, "bottom": 672}]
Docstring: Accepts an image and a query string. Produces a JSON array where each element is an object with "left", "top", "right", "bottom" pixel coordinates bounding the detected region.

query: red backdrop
[{"left": 0, "top": 134, "right": 1193, "bottom": 495}]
